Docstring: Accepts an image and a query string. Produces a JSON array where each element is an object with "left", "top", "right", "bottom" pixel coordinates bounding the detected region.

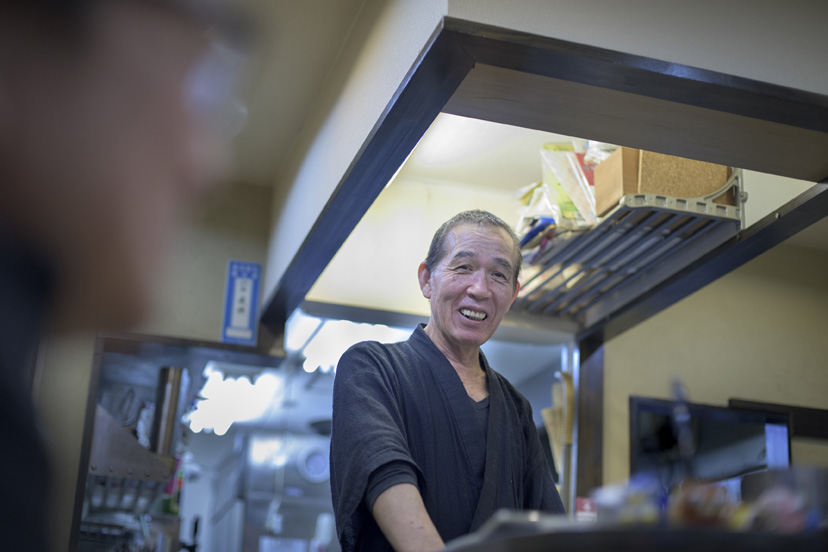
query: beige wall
[
  {"left": 35, "top": 335, "right": 97, "bottom": 552},
  {"left": 34, "top": 182, "right": 273, "bottom": 551},
  {"left": 603, "top": 244, "right": 828, "bottom": 485},
  {"left": 306, "top": 174, "right": 522, "bottom": 315},
  {"left": 138, "top": 183, "right": 273, "bottom": 342},
  {"left": 264, "top": 0, "right": 446, "bottom": 298},
  {"left": 742, "top": 171, "right": 813, "bottom": 228}
]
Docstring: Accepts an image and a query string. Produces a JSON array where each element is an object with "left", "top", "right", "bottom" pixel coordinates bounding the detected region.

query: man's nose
[{"left": 466, "top": 270, "right": 491, "bottom": 299}]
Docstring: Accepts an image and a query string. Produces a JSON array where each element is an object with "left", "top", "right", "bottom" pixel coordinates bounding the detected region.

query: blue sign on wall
[{"left": 222, "top": 260, "right": 261, "bottom": 346}]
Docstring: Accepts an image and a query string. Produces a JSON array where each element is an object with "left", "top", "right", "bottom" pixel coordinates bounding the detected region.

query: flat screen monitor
[{"left": 629, "top": 396, "right": 791, "bottom": 494}]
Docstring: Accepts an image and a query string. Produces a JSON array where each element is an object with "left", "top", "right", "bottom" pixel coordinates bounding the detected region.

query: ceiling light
[
  {"left": 302, "top": 319, "right": 409, "bottom": 374},
  {"left": 284, "top": 309, "right": 323, "bottom": 352},
  {"left": 186, "top": 368, "right": 283, "bottom": 434}
]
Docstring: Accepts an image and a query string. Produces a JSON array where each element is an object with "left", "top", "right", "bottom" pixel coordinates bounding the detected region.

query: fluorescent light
[
  {"left": 249, "top": 436, "right": 289, "bottom": 467},
  {"left": 187, "top": 368, "right": 283, "bottom": 434},
  {"left": 284, "top": 309, "right": 323, "bottom": 352},
  {"left": 302, "top": 319, "right": 409, "bottom": 374}
]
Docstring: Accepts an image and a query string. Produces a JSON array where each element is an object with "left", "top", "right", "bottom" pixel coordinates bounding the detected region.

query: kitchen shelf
[
  {"left": 513, "top": 175, "right": 743, "bottom": 330},
  {"left": 85, "top": 404, "right": 175, "bottom": 516}
]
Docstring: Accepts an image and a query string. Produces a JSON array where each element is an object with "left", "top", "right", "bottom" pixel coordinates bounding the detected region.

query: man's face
[
  {"left": 2, "top": 2, "right": 230, "bottom": 329},
  {"left": 419, "top": 224, "right": 520, "bottom": 352}
]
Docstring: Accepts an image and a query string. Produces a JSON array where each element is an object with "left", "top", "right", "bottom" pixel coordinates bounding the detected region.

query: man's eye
[
  {"left": 456, "top": 265, "right": 471, "bottom": 271},
  {"left": 493, "top": 272, "right": 507, "bottom": 280}
]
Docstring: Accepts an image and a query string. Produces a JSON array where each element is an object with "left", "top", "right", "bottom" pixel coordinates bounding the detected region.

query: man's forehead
[{"left": 445, "top": 224, "right": 514, "bottom": 256}]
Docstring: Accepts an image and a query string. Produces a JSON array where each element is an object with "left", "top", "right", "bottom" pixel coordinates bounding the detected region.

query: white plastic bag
[{"left": 540, "top": 143, "right": 597, "bottom": 228}]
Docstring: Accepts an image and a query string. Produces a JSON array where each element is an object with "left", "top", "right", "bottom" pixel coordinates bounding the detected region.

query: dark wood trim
[
  {"left": 443, "top": 64, "right": 828, "bottom": 181},
  {"left": 442, "top": 17, "right": 828, "bottom": 133},
  {"left": 96, "top": 330, "right": 285, "bottom": 358},
  {"left": 67, "top": 337, "right": 104, "bottom": 552},
  {"left": 259, "top": 16, "right": 828, "bottom": 343},
  {"left": 255, "top": 16, "right": 828, "bottom": 490},
  {"left": 258, "top": 21, "right": 476, "bottom": 341},
  {"left": 578, "top": 182, "right": 828, "bottom": 345},
  {"left": 729, "top": 399, "right": 828, "bottom": 441},
  {"left": 575, "top": 342, "right": 604, "bottom": 498}
]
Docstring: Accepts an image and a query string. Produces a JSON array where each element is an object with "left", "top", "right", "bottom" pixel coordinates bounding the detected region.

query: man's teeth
[{"left": 460, "top": 308, "right": 487, "bottom": 321}]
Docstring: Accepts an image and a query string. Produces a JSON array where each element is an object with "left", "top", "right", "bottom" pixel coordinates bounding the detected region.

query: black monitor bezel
[{"left": 628, "top": 395, "right": 793, "bottom": 479}]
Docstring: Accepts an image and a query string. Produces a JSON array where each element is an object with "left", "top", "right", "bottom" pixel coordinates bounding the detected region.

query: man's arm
[{"left": 372, "top": 483, "right": 446, "bottom": 552}]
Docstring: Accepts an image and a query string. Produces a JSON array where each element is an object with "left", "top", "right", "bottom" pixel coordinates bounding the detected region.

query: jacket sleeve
[{"left": 330, "top": 342, "right": 423, "bottom": 551}]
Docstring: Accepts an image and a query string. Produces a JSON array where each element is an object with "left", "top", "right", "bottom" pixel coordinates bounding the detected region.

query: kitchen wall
[
  {"left": 306, "top": 174, "right": 522, "bottom": 316},
  {"left": 34, "top": 182, "right": 273, "bottom": 551},
  {"left": 138, "top": 183, "right": 273, "bottom": 342},
  {"left": 264, "top": 0, "right": 447, "bottom": 299},
  {"left": 265, "top": 0, "right": 828, "bottom": 307},
  {"left": 603, "top": 243, "right": 828, "bottom": 485}
]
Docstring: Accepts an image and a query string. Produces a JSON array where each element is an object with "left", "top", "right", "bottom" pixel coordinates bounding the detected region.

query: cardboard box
[
  {"left": 594, "top": 147, "right": 639, "bottom": 216},
  {"left": 594, "top": 148, "right": 734, "bottom": 217},
  {"left": 638, "top": 151, "right": 734, "bottom": 206}
]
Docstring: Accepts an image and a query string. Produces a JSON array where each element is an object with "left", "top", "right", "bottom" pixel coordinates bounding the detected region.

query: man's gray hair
[{"left": 424, "top": 210, "right": 522, "bottom": 287}]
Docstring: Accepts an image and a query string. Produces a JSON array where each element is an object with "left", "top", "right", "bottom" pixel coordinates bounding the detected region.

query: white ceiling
[
  {"left": 399, "top": 114, "right": 828, "bottom": 252},
  {"left": 398, "top": 113, "right": 584, "bottom": 192},
  {"left": 231, "top": 0, "right": 366, "bottom": 187}
]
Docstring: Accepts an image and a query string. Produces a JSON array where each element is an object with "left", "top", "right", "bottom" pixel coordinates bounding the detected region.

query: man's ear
[{"left": 418, "top": 262, "right": 432, "bottom": 299}]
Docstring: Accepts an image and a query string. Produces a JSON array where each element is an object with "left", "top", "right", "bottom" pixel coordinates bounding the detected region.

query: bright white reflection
[
  {"left": 302, "top": 320, "right": 409, "bottom": 374},
  {"left": 414, "top": 113, "right": 489, "bottom": 167},
  {"left": 249, "top": 436, "right": 290, "bottom": 468},
  {"left": 284, "top": 309, "right": 323, "bottom": 353},
  {"left": 187, "top": 366, "right": 282, "bottom": 435}
]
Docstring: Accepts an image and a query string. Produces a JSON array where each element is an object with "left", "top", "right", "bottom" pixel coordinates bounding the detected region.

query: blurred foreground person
[{"left": 0, "top": 1, "right": 248, "bottom": 549}]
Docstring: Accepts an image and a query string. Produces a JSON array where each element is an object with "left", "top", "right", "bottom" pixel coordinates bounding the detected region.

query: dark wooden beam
[
  {"left": 259, "top": 16, "right": 828, "bottom": 343},
  {"left": 255, "top": 17, "right": 828, "bottom": 489},
  {"left": 97, "top": 330, "right": 285, "bottom": 359},
  {"left": 729, "top": 399, "right": 828, "bottom": 441},
  {"left": 442, "top": 17, "right": 828, "bottom": 134},
  {"left": 575, "top": 342, "right": 604, "bottom": 498},
  {"left": 579, "top": 182, "right": 828, "bottom": 345},
  {"left": 257, "top": 22, "right": 476, "bottom": 340},
  {"left": 444, "top": 64, "right": 828, "bottom": 182}
]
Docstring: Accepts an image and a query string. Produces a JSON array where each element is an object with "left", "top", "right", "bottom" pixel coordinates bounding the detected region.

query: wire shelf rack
[{"left": 513, "top": 173, "right": 744, "bottom": 330}]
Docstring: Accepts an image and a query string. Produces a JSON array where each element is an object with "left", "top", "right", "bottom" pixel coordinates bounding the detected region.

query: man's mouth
[{"left": 460, "top": 308, "right": 487, "bottom": 321}]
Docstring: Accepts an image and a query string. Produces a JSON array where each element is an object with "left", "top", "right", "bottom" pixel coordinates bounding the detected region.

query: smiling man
[{"left": 331, "top": 210, "right": 565, "bottom": 552}]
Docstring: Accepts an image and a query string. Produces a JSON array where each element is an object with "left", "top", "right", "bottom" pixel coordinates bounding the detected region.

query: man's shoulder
[
  {"left": 338, "top": 338, "right": 414, "bottom": 372},
  {"left": 342, "top": 337, "right": 412, "bottom": 358}
]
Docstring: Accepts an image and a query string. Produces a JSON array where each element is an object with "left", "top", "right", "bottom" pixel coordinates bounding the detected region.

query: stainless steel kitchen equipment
[{"left": 151, "top": 367, "right": 189, "bottom": 457}]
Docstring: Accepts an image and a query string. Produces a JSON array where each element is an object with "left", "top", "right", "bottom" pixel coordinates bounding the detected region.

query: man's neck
[
  {"left": 423, "top": 323, "right": 479, "bottom": 370},
  {"left": 422, "top": 323, "right": 488, "bottom": 401}
]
